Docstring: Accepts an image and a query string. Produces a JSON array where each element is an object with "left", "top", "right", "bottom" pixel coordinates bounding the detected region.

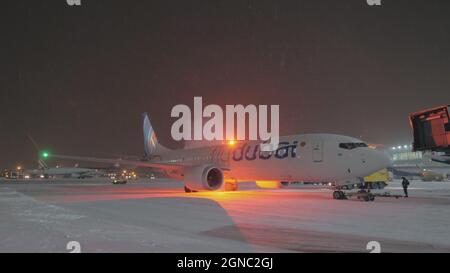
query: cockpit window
[{"left": 339, "top": 142, "right": 368, "bottom": 149}]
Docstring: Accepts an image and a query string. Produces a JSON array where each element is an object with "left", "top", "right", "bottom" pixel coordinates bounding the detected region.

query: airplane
[
  {"left": 23, "top": 159, "right": 102, "bottom": 179},
  {"left": 47, "top": 113, "right": 391, "bottom": 198}
]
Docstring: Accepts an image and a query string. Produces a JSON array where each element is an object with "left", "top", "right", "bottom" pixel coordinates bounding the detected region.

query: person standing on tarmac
[{"left": 401, "top": 176, "right": 410, "bottom": 197}]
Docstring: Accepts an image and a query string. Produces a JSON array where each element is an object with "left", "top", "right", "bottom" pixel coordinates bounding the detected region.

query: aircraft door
[{"left": 312, "top": 140, "right": 323, "bottom": 162}]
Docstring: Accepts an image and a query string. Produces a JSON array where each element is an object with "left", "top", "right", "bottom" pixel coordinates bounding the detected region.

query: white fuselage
[{"left": 154, "top": 134, "right": 391, "bottom": 183}]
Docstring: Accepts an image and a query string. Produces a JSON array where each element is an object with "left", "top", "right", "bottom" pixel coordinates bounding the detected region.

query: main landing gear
[
  {"left": 184, "top": 181, "right": 238, "bottom": 193},
  {"left": 184, "top": 186, "right": 198, "bottom": 193}
]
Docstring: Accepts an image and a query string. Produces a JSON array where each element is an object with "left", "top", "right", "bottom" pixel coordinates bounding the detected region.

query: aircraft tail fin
[{"left": 143, "top": 113, "right": 171, "bottom": 158}]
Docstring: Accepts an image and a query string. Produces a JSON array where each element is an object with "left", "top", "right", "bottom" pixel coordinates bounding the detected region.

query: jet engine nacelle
[{"left": 184, "top": 165, "right": 224, "bottom": 191}]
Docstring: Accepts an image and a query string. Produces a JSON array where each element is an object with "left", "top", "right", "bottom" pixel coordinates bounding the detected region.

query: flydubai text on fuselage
[{"left": 50, "top": 113, "right": 391, "bottom": 192}]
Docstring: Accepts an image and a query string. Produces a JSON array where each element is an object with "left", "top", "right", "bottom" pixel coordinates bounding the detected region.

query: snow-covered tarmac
[{"left": 1, "top": 178, "right": 450, "bottom": 252}]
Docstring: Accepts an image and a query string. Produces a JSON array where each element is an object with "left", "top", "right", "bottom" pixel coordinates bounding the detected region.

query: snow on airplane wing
[{"left": 50, "top": 154, "right": 183, "bottom": 171}]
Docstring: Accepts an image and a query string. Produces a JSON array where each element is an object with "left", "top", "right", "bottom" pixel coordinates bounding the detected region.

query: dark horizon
[{"left": 1, "top": 0, "right": 450, "bottom": 168}]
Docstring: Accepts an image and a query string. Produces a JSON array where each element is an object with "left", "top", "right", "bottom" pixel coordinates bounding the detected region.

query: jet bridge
[
  {"left": 409, "top": 105, "right": 450, "bottom": 152},
  {"left": 409, "top": 105, "right": 450, "bottom": 165}
]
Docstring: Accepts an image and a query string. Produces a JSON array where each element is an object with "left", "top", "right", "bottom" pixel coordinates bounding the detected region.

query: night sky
[{"left": 1, "top": 0, "right": 450, "bottom": 168}]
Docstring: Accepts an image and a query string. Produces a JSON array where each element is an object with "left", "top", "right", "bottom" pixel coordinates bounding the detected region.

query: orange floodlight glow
[
  {"left": 368, "top": 143, "right": 383, "bottom": 149},
  {"left": 228, "top": 140, "right": 236, "bottom": 146}
]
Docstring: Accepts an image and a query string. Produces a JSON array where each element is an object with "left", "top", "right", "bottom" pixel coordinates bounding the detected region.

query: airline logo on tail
[{"left": 143, "top": 113, "right": 158, "bottom": 158}]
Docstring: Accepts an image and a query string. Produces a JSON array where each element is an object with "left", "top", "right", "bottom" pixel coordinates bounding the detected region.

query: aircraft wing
[
  {"left": 431, "top": 154, "right": 450, "bottom": 164},
  {"left": 50, "top": 154, "right": 183, "bottom": 171}
]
